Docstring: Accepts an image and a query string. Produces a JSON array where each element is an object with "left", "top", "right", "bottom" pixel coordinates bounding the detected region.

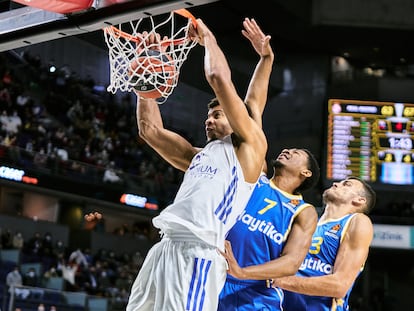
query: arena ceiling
[{"left": 1, "top": 0, "right": 414, "bottom": 73}]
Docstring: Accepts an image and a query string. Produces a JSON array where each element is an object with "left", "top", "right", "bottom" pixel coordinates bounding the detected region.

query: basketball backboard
[{"left": 0, "top": 0, "right": 218, "bottom": 52}]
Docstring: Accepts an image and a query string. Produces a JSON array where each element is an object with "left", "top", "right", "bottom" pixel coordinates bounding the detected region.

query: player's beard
[
  {"left": 322, "top": 189, "right": 329, "bottom": 203},
  {"left": 271, "top": 159, "right": 285, "bottom": 175},
  {"left": 322, "top": 188, "right": 336, "bottom": 205}
]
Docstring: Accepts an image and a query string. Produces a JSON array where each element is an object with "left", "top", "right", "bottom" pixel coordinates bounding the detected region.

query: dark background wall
[{"left": 1, "top": 0, "right": 414, "bottom": 309}]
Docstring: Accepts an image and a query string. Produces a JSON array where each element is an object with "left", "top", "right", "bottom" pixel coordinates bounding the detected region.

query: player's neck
[
  {"left": 271, "top": 175, "right": 297, "bottom": 194},
  {"left": 321, "top": 203, "right": 353, "bottom": 220}
]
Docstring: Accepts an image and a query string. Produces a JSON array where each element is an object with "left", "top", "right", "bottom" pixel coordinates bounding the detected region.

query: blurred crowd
[
  {"left": 0, "top": 41, "right": 184, "bottom": 311},
  {"left": 0, "top": 50, "right": 183, "bottom": 207},
  {"left": 1, "top": 226, "right": 150, "bottom": 310}
]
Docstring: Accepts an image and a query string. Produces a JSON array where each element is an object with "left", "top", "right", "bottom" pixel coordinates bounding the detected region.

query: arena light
[
  {"left": 0, "top": 165, "right": 38, "bottom": 184},
  {"left": 119, "top": 193, "right": 158, "bottom": 210}
]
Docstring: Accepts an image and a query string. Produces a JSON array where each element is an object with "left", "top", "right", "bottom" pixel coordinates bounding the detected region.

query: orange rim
[
  {"left": 104, "top": 26, "right": 141, "bottom": 43},
  {"left": 173, "top": 8, "right": 197, "bottom": 28},
  {"left": 103, "top": 8, "right": 196, "bottom": 46}
]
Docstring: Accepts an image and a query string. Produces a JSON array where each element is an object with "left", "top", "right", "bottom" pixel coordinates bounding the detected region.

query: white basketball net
[{"left": 103, "top": 10, "right": 198, "bottom": 103}]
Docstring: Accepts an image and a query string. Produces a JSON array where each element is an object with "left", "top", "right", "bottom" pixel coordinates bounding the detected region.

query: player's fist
[{"left": 84, "top": 211, "right": 102, "bottom": 222}]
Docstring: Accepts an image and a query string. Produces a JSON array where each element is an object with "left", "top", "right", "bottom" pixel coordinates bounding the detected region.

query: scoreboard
[{"left": 326, "top": 99, "right": 414, "bottom": 186}]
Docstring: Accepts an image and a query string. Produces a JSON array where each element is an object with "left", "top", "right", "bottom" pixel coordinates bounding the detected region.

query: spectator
[
  {"left": 16, "top": 92, "right": 31, "bottom": 109},
  {"left": 7, "top": 110, "right": 22, "bottom": 134},
  {"left": 1, "top": 228, "right": 12, "bottom": 249},
  {"left": 2, "top": 69, "right": 12, "bottom": 85},
  {"left": 114, "top": 269, "right": 133, "bottom": 292},
  {"left": 82, "top": 265, "right": 99, "bottom": 295},
  {"left": 97, "top": 268, "right": 112, "bottom": 295},
  {"left": 53, "top": 239, "right": 66, "bottom": 260},
  {"left": 55, "top": 147, "right": 69, "bottom": 161},
  {"left": 131, "top": 251, "right": 144, "bottom": 269},
  {"left": 68, "top": 248, "right": 88, "bottom": 267},
  {"left": 12, "top": 231, "right": 24, "bottom": 250},
  {"left": 0, "top": 110, "right": 8, "bottom": 132},
  {"left": 25, "top": 139, "right": 35, "bottom": 153},
  {"left": 0, "top": 89, "right": 11, "bottom": 109},
  {"left": 33, "top": 148, "right": 48, "bottom": 168},
  {"left": 103, "top": 161, "right": 122, "bottom": 183},
  {"left": 6, "top": 265, "right": 30, "bottom": 299},
  {"left": 41, "top": 232, "right": 54, "bottom": 258},
  {"left": 42, "top": 266, "right": 59, "bottom": 284},
  {"left": 24, "top": 231, "right": 43, "bottom": 261},
  {"left": 61, "top": 261, "right": 78, "bottom": 290},
  {"left": 31, "top": 102, "right": 44, "bottom": 119},
  {"left": 6, "top": 266, "right": 23, "bottom": 290},
  {"left": 23, "top": 267, "right": 39, "bottom": 287},
  {"left": 132, "top": 221, "right": 150, "bottom": 241},
  {"left": 3, "top": 133, "right": 20, "bottom": 164}
]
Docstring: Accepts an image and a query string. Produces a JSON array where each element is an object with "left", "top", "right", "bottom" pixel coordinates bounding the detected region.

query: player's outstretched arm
[
  {"left": 136, "top": 97, "right": 200, "bottom": 172},
  {"left": 132, "top": 32, "right": 199, "bottom": 171},
  {"left": 273, "top": 213, "right": 373, "bottom": 298},
  {"left": 191, "top": 18, "right": 267, "bottom": 183},
  {"left": 242, "top": 18, "right": 274, "bottom": 128},
  {"left": 220, "top": 205, "right": 317, "bottom": 280}
]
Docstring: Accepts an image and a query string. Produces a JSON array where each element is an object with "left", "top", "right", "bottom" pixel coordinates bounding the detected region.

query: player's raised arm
[
  {"left": 191, "top": 18, "right": 267, "bottom": 183},
  {"left": 131, "top": 30, "right": 200, "bottom": 171},
  {"left": 136, "top": 97, "right": 200, "bottom": 172},
  {"left": 242, "top": 18, "right": 274, "bottom": 128}
]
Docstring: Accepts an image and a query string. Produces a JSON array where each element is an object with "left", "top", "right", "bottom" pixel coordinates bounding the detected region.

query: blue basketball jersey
[
  {"left": 283, "top": 213, "right": 360, "bottom": 311},
  {"left": 218, "top": 174, "right": 312, "bottom": 311}
]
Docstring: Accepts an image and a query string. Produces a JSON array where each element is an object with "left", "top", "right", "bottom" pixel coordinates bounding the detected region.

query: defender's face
[
  {"left": 205, "top": 105, "right": 232, "bottom": 142},
  {"left": 274, "top": 149, "right": 309, "bottom": 170},
  {"left": 323, "top": 178, "right": 364, "bottom": 204}
]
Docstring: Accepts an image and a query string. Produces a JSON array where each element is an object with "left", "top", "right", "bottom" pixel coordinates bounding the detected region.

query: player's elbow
[
  {"left": 205, "top": 71, "right": 221, "bottom": 90},
  {"left": 283, "top": 256, "right": 304, "bottom": 276},
  {"left": 284, "top": 265, "right": 300, "bottom": 276},
  {"left": 330, "top": 277, "right": 352, "bottom": 298},
  {"left": 205, "top": 67, "right": 230, "bottom": 91},
  {"left": 332, "top": 285, "right": 349, "bottom": 299}
]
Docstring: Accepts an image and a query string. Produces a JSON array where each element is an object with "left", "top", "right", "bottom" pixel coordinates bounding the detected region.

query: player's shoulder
[
  {"left": 258, "top": 173, "right": 270, "bottom": 185},
  {"left": 347, "top": 213, "right": 373, "bottom": 237},
  {"left": 296, "top": 203, "right": 318, "bottom": 221},
  {"left": 350, "top": 213, "right": 373, "bottom": 226}
]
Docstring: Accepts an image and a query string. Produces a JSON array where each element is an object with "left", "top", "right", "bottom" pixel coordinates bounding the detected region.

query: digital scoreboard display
[{"left": 326, "top": 99, "right": 414, "bottom": 187}]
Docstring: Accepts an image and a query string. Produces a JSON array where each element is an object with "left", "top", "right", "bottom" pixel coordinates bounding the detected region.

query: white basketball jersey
[{"left": 152, "top": 135, "right": 255, "bottom": 250}]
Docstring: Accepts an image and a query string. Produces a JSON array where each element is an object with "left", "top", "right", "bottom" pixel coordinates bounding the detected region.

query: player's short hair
[
  {"left": 348, "top": 176, "right": 376, "bottom": 214},
  {"left": 207, "top": 97, "right": 219, "bottom": 109},
  {"left": 295, "top": 149, "right": 320, "bottom": 194},
  {"left": 207, "top": 98, "right": 254, "bottom": 118}
]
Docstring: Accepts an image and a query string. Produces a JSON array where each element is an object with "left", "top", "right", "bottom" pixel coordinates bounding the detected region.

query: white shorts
[{"left": 126, "top": 236, "right": 228, "bottom": 311}]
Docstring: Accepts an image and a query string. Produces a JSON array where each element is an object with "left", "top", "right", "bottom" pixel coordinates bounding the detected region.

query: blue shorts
[
  {"left": 282, "top": 290, "right": 307, "bottom": 311},
  {"left": 218, "top": 277, "right": 284, "bottom": 311}
]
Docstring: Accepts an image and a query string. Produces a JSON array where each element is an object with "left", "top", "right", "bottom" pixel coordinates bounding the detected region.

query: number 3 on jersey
[{"left": 309, "top": 236, "right": 323, "bottom": 254}]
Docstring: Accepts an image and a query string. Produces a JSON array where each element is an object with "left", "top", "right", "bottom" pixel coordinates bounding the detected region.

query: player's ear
[
  {"left": 300, "top": 169, "right": 312, "bottom": 178},
  {"left": 352, "top": 196, "right": 366, "bottom": 208}
]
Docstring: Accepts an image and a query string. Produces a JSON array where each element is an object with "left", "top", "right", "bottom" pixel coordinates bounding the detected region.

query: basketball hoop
[{"left": 103, "top": 9, "right": 198, "bottom": 103}]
